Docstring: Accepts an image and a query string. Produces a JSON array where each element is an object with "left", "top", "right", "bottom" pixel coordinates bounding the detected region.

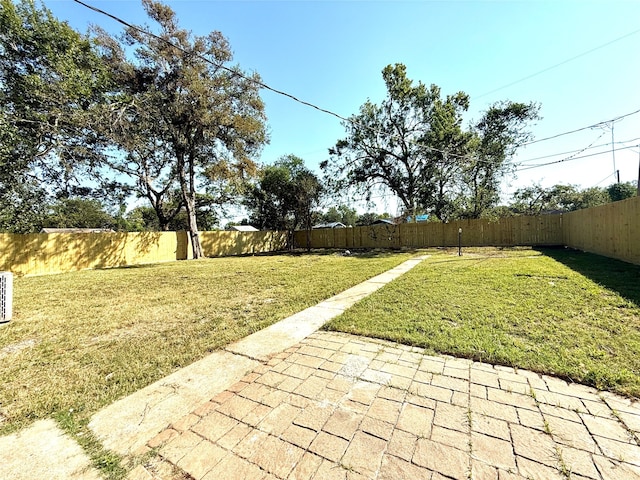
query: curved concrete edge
[{"left": 89, "top": 352, "right": 259, "bottom": 456}]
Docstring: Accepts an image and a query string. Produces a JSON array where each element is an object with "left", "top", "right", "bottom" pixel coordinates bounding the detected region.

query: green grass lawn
[
  {"left": 0, "top": 250, "right": 413, "bottom": 436},
  {"left": 325, "top": 247, "right": 640, "bottom": 398}
]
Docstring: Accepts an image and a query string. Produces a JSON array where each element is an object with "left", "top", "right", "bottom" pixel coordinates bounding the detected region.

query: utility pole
[
  {"left": 637, "top": 147, "right": 640, "bottom": 196},
  {"left": 611, "top": 122, "right": 618, "bottom": 181}
]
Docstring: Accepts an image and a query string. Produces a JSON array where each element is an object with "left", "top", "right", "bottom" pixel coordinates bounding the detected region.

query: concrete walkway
[
  {"left": 0, "top": 419, "right": 101, "bottom": 480},
  {"left": 2, "top": 253, "right": 640, "bottom": 479},
  {"left": 89, "top": 256, "right": 429, "bottom": 457},
  {"left": 0, "top": 255, "right": 428, "bottom": 480},
  {"left": 132, "top": 331, "right": 640, "bottom": 480}
]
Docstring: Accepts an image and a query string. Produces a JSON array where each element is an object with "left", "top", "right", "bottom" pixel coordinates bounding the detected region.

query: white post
[{"left": 0, "top": 272, "right": 13, "bottom": 322}]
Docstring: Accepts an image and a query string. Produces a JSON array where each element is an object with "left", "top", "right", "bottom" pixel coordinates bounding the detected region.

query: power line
[
  {"left": 616, "top": 137, "right": 640, "bottom": 155},
  {"left": 515, "top": 144, "right": 640, "bottom": 172},
  {"left": 474, "top": 26, "right": 640, "bottom": 100},
  {"left": 71, "top": 0, "right": 487, "bottom": 166},
  {"left": 71, "top": 0, "right": 350, "bottom": 124},
  {"left": 68, "top": 0, "right": 640, "bottom": 176},
  {"left": 589, "top": 172, "right": 616, "bottom": 189},
  {"left": 529, "top": 131, "right": 607, "bottom": 167},
  {"left": 519, "top": 107, "right": 640, "bottom": 147},
  {"left": 516, "top": 136, "right": 640, "bottom": 164},
  {"left": 518, "top": 131, "right": 606, "bottom": 167}
]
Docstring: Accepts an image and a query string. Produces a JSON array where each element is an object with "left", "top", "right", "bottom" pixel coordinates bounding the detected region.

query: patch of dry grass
[{"left": 0, "top": 250, "right": 413, "bottom": 435}]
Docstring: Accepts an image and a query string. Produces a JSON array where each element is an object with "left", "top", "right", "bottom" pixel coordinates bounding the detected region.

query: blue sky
[{"left": 48, "top": 0, "right": 640, "bottom": 215}]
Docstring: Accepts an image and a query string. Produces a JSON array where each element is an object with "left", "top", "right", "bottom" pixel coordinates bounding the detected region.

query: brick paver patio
[{"left": 134, "top": 331, "right": 640, "bottom": 480}]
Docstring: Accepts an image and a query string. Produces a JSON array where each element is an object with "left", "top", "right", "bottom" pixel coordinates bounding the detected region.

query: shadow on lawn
[
  {"left": 537, "top": 247, "right": 640, "bottom": 307},
  {"left": 249, "top": 247, "right": 420, "bottom": 260}
]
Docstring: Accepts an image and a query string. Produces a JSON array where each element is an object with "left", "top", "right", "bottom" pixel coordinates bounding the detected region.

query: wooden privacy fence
[
  {"left": 563, "top": 195, "right": 640, "bottom": 265},
  {"left": 295, "top": 196, "right": 640, "bottom": 266},
  {"left": 0, "top": 230, "right": 287, "bottom": 276},
  {"left": 295, "top": 215, "right": 564, "bottom": 250},
  {"left": 0, "top": 196, "right": 637, "bottom": 275}
]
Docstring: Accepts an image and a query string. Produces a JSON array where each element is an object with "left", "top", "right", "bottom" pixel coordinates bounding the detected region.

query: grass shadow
[
  {"left": 536, "top": 246, "right": 640, "bottom": 307},
  {"left": 245, "top": 247, "right": 420, "bottom": 260}
]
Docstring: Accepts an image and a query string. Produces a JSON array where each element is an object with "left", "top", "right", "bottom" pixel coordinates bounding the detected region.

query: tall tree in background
[
  {"left": 0, "top": 0, "right": 110, "bottom": 231},
  {"left": 418, "top": 86, "right": 472, "bottom": 220},
  {"left": 95, "top": 0, "right": 267, "bottom": 256},
  {"left": 244, "top": 155, "right": 322, "bottom": 248},
  {"left": 509, "top": 184, "right": 610, "bottom": 215},
  {"left": 460, "top": 101, "right": 539, "bottom": 218},
  {"left": 321, "top": 205, "right": 358, "bottom": 226},
  {"left": 322, "top": 63, "right": 539, "bottom": 221},
  {"left": 607, "top": 181, "right": 636, "bottom": 202},
  {"left": 323, "top": 64, "right": 453, "bottom": 219},
  {"left": 42, "top": 198, "right": 116, "bottom": 230}
]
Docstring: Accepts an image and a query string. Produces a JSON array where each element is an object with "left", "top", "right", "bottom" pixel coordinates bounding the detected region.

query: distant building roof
[
  {"left": 312, "top": 222, "right": 347, "bottom": 229},
  {"left": 229, "top": 225, "right": 259, "bottom": 232},
  {"left": 40, "top": 228, "right": 115, "bottom": 234},
  {"left": 371, "top": 219, "right": 396, "bottom": 225}
]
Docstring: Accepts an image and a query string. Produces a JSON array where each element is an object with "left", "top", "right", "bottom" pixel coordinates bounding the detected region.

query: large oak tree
[{"left": 244, "top": 155, "right": 322, "bottom": 248}]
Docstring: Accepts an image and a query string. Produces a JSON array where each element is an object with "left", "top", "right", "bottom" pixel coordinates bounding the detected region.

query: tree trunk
[
  {"left": 157, "top": 209, "right": 170, "bottom": 231},
  {"left": 305, "top": 214, "right": 312, "bottom": 252},
  {"left": 147, "top": 190, "right": 174, "bottom": 232},
  {"left": 177, "top": 153, "right": 203, "bottom": 259},
  {"left": 184, "top": 195, "right": 203, "bottom": 258},
  {"left": 190, "top": 227, "right": 203, "bottom": 258}
]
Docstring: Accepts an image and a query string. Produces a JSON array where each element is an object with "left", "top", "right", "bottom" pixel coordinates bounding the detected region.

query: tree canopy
[
  {"left": 4, "top": 2, "right": 630, "bottom": 237},
  {"left": 0, "top": 0, "right": 110, "bottom": 231},
  {"left": 94, "top": 0, "right": 267, "bottom": 255},
  {"left": 322, "top": 63, "right": 539, "bottom": 222},
  {"left": 607, "top": 181, "right": 637, "bottom": 202},
  {"left": 321, "top": 205, "right": 358, "bottom": 227},
  {"left": 244, "top": 155, "right": 322, "bottom": 245},
  {"left": 508, "top": 183, "right": 626, "bottom": 215},
  {"left": 42, "top": 198, "right": 116, "bottom": 230}
]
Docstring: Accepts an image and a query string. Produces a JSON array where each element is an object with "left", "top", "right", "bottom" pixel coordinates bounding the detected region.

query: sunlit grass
[
  {"left": 325, "top": 247, "right": 640, "bottom": 398},
  {"left": 0, "top": 250, "right": 414, "bottom": 436}
]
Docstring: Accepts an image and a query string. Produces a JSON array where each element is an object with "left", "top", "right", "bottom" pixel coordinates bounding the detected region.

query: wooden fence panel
[
  {"left": 297, "top": 201, "right": 636, "bottom": 264},
  {"left": 295, "top": 214, "right": 565, "bottom": 251},
  {"left": 200, "top": 231, "right": 287, "bottom": 257},
  {"left": 2, "top": 197, "right": 637, "bottom": 277},
  {"left": 0, "top": 230, "right": 289, "bottom": 276},
  {"left": 563, "top": 196, "right": 640, "bottom": 265},
  {"left": 0, "top": 231, "right": 184, "bottom": 276}
]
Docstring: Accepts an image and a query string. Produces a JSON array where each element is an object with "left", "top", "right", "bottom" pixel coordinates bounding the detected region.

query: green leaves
[
  {"left": 245, "top": 155, "right": 322, "bottom": 233},
  {"left": 0, "top": 0, "right": 111, "bottom": 231},
  {"left": 607, "top": 181, "right": 636, "bottom": 202},
  {"left": 509, "top": 182, "right": 633, "bottom": 215},
  {"left": 323, "top": 63, "right": 539, "bottom": 222},
  {"left": 92, "top": 1, "right": 267, "bottom": 249}
]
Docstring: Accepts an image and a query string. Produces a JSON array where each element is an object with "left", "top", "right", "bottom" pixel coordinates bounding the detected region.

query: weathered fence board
[{"left": 0, "top": 230, "right": 288, "bottom": 276}]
